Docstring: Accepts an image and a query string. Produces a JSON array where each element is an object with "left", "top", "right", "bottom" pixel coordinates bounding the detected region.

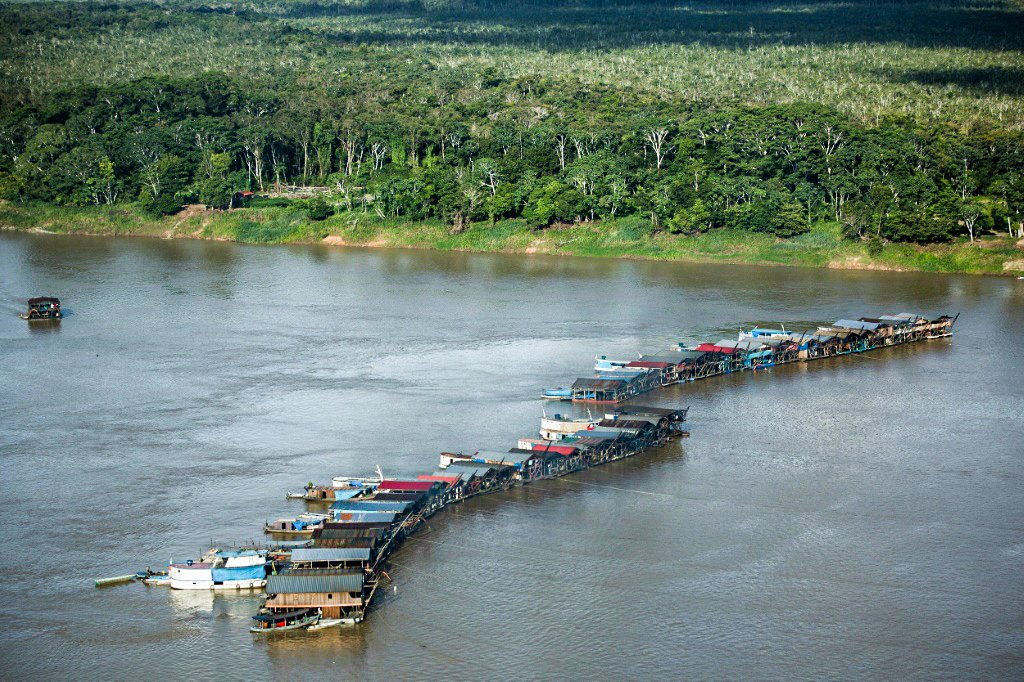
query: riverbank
[{"left": 2, "top": 202, "right": 1022, "bottom": 276}]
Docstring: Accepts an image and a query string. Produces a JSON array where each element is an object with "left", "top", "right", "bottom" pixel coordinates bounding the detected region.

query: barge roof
[
  {"left": 266, "top": 570, "right": 363, "bottom": 594},
  {"left": 290, "top": 548, "right": 372, "bottom": 562}
]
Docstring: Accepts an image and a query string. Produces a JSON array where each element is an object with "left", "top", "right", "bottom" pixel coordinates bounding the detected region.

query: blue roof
[
  {"left": 330, "top": 499, "right": 411, "bottom": 512},
  {"left": 834, "top": 319, "right": 880, "bottom": 330}
]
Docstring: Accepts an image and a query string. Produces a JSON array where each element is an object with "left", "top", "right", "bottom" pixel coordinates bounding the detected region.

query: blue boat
[{"left": 541, "top": 387, "right": 572, "bottom": 400}]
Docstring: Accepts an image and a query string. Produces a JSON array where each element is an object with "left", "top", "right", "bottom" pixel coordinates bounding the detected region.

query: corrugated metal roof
[
  {"left": 608, "top": 414, "right": 664, "bottom": 426},
  {"left": 572, "top": 378, "right": 626, "bottom": 389},
  {"left": 313, "top": 537, "right": 376, "bottom": 549},
  {"left": 445, "top": 462, "right": 498, "bottom": 478},
  {"left": 571, "top": 436, "right": 614, "bottom": 447},
  {"left": 378, "top": 480, "right": 438, "bottom": 492},
  {"left": 586, "top": 428, "right": 626, "bottom": 439},
  {"left": 331, "top": 510, "right": 398, "bottom": 523},
  {"left": 834, "top": 319, "right": 879, "bottom": 331},
  {"left": 314, "top": 528, "right": 384, "bottom": 540},
  {"left": 598, "top": 419, "right": 652, "bottom": 430},
  {"left": 319, "top": 522, "right": 389, "bottom": 532},
  {"left": 371, "top": 492, "right": 426, "bottom": 501},
  {"left": 417, "top": 474, "right": 462, "bottom": 487},
  {"left": 330, "top": 499, "right": 411, "bottom": 512},
  {"left": 617, "top": 405, "right": 684, "bottom": 417},
  {"left": 266, "top": 570, "right": 363, "bottom": 595},
  {"left": 290, "top": 548, "right": 372, "bottom": 562}
]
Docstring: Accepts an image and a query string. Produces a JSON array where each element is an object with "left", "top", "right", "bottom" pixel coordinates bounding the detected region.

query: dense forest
[{"left": 2, "top": 0, "right": 1023, "bottom": 248}]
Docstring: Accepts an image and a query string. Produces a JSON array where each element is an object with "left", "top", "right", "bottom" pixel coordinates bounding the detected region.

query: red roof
[
  {"left": 378, "top": 480, "right": 438, "bottom": 492},
  {"left": 694, "top": 343, "right": 735, "bottom": 354},
  {"left": 527, "top": 443, "right": 577, "bottom": 456},
  {"left": 627, "top": 360, "right": 671, "bottom": 369},
  {"left": 417, "top": 474, "right": 461, "bottom": 488}
]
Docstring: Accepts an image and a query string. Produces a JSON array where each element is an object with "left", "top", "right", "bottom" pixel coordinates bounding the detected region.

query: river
[{"left": 1, "top": 232, "right": 1022, "bottom": 679}]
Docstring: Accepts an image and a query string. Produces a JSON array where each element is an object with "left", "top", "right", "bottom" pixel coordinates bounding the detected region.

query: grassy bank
[{"left": 2, "top": 202, "right": 1022, "bottom": 276}]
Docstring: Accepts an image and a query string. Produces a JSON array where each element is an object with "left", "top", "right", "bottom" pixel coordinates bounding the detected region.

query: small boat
[
  {"left": 263, "top": 513, "right": 329, "bottom": 536},
  {"left": 926, "top": 332, "right": 953, "bottom": 339},
  {"left": 594, "top": 355, "right": 632, "bottom": 372},
  {"left": 285, "top": 492, "right": 306, "bottom": 500},
  {"left": 331, "top": 465, "right": 384, "bottom": 490},
  {"left": 540, "top": 413, "right": 599, "bottom": 441},
  {"left": 136, "top": 569, "right": 170, "bottom": 585},
  {"left": 168, "top": 549, "right": 267, "bottom": 590},
  {"left": 541, "top": 387, "right": 572, "bottom": 400},
  {"left": 19, "top": 296, "right": 61, "bottom": 321},
  {"left": 250, "top": 608, "right": 320, "bottom": 633}
]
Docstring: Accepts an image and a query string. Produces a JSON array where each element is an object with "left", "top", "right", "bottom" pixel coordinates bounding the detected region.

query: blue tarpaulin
[{"left": 211, "top": 564, "right": 265, "bottom": 582}]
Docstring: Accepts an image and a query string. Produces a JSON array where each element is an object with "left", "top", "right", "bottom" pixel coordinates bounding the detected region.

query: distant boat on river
[{"left": 19, "top": 296, "right": 61, "bottom": 320}]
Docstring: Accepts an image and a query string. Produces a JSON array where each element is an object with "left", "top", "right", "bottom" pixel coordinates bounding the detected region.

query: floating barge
[
  {"left": 576, "top": 312, "right": 956, "bottom": 402},
  {"left": 148, "top": 310, "right": 953, "bottom": 631}
]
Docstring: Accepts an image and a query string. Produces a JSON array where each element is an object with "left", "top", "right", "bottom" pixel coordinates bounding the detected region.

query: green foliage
[
  {"left": 303, "top": 196, "right": 335, "bottom": 221},
  {"left": 1, "top": 0, "right": 1022, "bottom": 248},
  {"left": 524, "top": 180, "right": 585, "bottom": 228}
]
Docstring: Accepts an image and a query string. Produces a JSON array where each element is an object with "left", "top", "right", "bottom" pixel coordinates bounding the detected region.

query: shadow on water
[{"left": 26, "top": 319, "right": 62, "bottom": 334}]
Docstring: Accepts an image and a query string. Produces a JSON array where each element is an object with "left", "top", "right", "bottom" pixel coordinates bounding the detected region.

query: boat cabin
[{"left": 21, "top": 296, "right": 61, "bottom": 320}]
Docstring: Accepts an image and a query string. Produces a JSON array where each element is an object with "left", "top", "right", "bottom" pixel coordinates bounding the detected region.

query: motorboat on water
[
  {"left": 250, "top": 608, "right": 320, "bottom": 633},
  {"left": 541, "top": 387, "right": 572, "bottom": 401},
  {"left": 168, "top": 549, "right": 267, "bottom": 590},
  {"left": 19, "top": 296, "right": 61, "bottom": 321},
  {"left": 540, "top": 412, "right": 599, "bottom": 441}
]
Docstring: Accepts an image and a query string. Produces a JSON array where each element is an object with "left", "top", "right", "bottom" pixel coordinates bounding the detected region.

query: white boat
[
  {"left": 540, "top": 413, "right": 599, "bottom": 441},
  {"left": 594, "top": 355, "right": 633, "bottom": 372},
  {"left": 168, "top": 549, "right": 267, "bottom": 590},
  {"left": 332, "top": 465, "right": 384, "bottom": 490}
]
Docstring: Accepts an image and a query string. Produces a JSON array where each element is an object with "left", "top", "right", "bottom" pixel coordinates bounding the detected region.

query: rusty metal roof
[{"left": 572, "top": 378, "right": 627, "bottom": 390}]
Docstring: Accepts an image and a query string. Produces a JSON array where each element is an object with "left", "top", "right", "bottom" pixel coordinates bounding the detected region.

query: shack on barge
[{"left": 263, "top": 569, "right": 368, "bottom": 623}]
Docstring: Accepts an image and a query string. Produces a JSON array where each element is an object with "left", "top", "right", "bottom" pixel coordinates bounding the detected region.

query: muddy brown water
[{"left": 1, "top": 232, "right": 1022, "bottom": 679}]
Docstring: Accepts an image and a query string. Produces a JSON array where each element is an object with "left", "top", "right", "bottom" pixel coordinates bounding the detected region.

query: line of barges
[
  {"left": 129, "top": 310, "right": 954, "bottom": 632},
  {"left": 559, "top": 311, "right": 957, "bottom": 403}
]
